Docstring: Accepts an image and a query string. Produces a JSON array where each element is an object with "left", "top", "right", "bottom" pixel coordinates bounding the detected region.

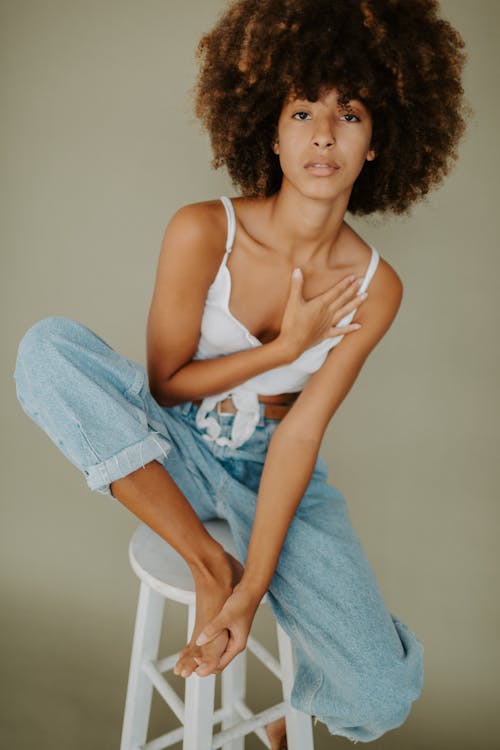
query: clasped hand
[{"left": 191, "top": 582, "right": 261, "bottom": 677}]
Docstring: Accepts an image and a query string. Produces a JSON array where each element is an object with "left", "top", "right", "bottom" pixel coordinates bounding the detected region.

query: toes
[
  {"left": 173, "top": 630, "right": 229, "bottom": 679},
  {"left": 194, "top": 661, "right": 216, "bottom": 676},
  {"left": 176, "top": 659, "right": 197, "bottom": 678},
  {"left": 174, "top": 648, "right": 201, "bottom": 678}
]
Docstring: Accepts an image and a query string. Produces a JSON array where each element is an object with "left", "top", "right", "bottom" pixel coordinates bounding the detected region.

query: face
[{"left": 272, "top": 86, "right": 376, "bottom": 201}]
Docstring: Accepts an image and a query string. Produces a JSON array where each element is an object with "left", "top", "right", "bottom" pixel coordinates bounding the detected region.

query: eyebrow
[{"left": 290, "top": 98, "right": 364, "bottom": 112}]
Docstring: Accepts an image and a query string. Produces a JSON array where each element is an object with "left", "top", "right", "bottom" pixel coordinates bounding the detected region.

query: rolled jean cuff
[{"left": 85, "top": 431, "right": 172, "bottom": 496}]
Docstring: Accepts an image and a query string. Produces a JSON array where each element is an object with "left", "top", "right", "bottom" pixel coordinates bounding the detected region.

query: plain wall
[{"left": 1, "top": 1, "right": 498, "bottom": 748}]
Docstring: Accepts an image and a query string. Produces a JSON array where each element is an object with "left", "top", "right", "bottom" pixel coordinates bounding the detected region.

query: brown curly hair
[{"left": 192, "top": 0, "right": 471, "bottom": 216}]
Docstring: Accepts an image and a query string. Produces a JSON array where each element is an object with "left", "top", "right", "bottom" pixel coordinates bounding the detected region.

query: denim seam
[
  {"left": 285, "top": 615, "right": 325, "bottom": 716},
  {"left": 125, "top": 362, "right": 146, "bottom": 397},
  {"left": 215, "top": 471, "right": 232, "bottom": 513},
  {"left": 77, "top": 421, "right": 102, "bottom": 465},
  {"left": 303, "top": 665, "right": 324, "bottom": 715}
]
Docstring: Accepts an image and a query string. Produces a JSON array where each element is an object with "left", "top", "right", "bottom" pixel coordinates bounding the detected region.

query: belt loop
[
  {"left": 258, "top": 401, "right": 265, "bottom": 426},
  {"left": 180, "top": 400, "right": 193, "bottom": 416}
]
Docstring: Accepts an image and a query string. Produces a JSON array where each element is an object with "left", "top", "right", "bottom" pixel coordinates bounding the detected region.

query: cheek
[{"left": 277, "top": 146, "right": 301, "bottom": 174}]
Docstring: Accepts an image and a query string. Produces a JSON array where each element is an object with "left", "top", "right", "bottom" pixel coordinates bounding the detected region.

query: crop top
[{"left": 192, "top": 195, "right": 380, "bottom": 449}]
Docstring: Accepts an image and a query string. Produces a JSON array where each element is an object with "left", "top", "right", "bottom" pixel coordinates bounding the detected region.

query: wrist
[
  {"left": 237, "top": 574, "right": 270, "bottom": 606},
  {"left": 269, "top": 335, "right": 299, "bottom": 365}
]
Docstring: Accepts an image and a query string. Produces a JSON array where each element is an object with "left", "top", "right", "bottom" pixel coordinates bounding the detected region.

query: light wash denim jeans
[{"left": 13, "top": 316, "right": 424, "bottom": 743}]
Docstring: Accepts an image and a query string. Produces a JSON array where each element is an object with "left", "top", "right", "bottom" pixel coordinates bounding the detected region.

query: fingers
[
  {"left": 192, "top": 654, "right": 223, "bottom": 677},
  {"left": 329, "top": 322, "right": 362, "bottom": 337},
  {"left": 195, "top": 618, "right": 226, "bottom": 646},
  {"left": 329, "top": 289, "right": 368, "bottom": 323},
  {"left": 215, "top": 640, "right": 245, "bottom": 671},
  {"left": 315, "top": 274, "right": 363, "bottom": 306},
  {"left": 289, "top": 267, "right": 304, "bottom": 297},
  {"left": 193, "top": 631, "right": 247, "bottom": 676}
]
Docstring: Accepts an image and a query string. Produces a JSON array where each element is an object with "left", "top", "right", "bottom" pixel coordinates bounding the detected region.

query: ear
[
  {"left": 272, "top": 138, "right": 280, "bottom": 155},
  {"left": 366, "top": 146, "right": 376, "bottom": 162}
]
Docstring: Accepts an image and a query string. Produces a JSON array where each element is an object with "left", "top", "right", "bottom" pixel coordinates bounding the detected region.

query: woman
[{"left": 13, "top": 0, "right": 468, "bottom": 745}]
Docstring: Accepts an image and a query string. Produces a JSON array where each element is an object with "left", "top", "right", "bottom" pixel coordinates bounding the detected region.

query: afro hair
[{"left": 192, "top": 0, "right": 471, "bottom": 216}]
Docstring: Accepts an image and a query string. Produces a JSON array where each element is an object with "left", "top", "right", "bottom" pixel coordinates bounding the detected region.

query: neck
[{"left": 267, "top": 180, "right": 351, "bottom": 268}]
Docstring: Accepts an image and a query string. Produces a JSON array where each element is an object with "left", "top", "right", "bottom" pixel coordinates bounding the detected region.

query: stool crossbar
[{"left": 120, "top": 521, "right": 315, "bottom": 750}]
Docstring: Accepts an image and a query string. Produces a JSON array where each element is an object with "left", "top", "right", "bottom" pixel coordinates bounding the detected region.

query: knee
[
  {"left": 13, "top": 316, "right": 78, "bottom": 405},
  {"left": 15, "top": 316, "right": 80, "bottom": 368}
]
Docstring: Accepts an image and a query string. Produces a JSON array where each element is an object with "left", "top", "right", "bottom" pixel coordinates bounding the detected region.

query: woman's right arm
[{"left": 146, "top": 203, "right": 293, "bottom": 408}]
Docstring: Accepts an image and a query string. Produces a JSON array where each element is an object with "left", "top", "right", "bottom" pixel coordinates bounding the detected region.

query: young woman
[{"left": 13, "top": 0, "right": 468, "bottom": 746}]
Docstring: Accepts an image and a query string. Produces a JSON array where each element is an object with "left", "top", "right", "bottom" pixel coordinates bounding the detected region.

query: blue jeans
[{"left": 13, "top": 316, "right": 424, "bottom": 743}]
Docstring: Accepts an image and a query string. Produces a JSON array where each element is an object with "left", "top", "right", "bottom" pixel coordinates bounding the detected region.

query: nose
[
  {"left": 314, "top": 133, "right": 336, "bottom": 148},
  {"left": 313, "top": 118, "right": 336, "bottom": 148}
]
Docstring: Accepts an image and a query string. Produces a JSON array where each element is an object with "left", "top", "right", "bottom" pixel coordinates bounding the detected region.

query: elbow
[
  {"left": 148, "top": 378, "right": 176, "bottom": 408},
  {"left": 149, "top": 379, "right": 194, "bottom": 409}
]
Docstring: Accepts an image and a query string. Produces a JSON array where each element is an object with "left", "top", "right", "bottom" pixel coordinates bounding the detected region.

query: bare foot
[
  {"left": 266, "top": 716, "right": 287, "bottom": 749},
  {"left": 173, "top": 549, "right": 244, "bottom": 678}
]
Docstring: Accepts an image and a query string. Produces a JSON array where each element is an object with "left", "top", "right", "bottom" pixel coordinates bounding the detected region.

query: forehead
[{"left": 283, "top": 86, "right": 367, "bottom": 111}]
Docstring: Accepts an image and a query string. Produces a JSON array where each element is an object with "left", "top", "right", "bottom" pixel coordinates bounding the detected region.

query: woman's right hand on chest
[{"left": 277, "top": 269, "right": 368, "bottom": 360}]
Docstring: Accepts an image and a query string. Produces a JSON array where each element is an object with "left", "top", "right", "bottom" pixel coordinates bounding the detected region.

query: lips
[{"left": 305, "top": 159, "right": 340, "bottom": 168}]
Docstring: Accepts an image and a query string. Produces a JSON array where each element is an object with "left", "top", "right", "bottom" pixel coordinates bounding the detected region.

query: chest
[{"left": 225, "top": 248, "right": 360, "bottom": 345}]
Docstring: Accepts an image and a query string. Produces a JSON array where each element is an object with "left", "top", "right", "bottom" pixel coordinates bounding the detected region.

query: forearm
[
  {"left": 152, "top": 337, "right": 294, "bottom": 407},
  {"left": 239, "top": 429, "right": 322, "bottom": 602}
]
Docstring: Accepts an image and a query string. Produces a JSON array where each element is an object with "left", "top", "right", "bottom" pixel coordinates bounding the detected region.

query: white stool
[{"left": 120, "top": 520, "right": 315, "bottom": 750}]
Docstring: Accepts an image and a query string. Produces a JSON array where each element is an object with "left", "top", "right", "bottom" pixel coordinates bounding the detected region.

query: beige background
[{"left": 1, "top": 1, "right": 497, "bottom": 748}]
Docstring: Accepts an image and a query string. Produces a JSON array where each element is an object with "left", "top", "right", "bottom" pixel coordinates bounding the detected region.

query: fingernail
[
  {"left": 293, "top": 267, "right": 302, "bottom": 278},
  {"left": 196, "top": 634, "right": 207, "bottom": 646},
  {"left": 181, "top": 669, "right": 189, "bottom": 677}
]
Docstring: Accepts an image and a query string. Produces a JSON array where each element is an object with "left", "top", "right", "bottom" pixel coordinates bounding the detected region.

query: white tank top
[{"left": 193, "top": 196, "right": 380, "bottom": 449}]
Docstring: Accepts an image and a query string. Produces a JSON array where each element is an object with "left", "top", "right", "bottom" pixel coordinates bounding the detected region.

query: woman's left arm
[{"left": 195, "top": 259, "right": 403, "bottom": 671}]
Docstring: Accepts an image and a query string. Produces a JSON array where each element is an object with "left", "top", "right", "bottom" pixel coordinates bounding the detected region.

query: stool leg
[
  {"left": 183, "top": 603, "right": 216, "bottom": 750},
  {"left": 276, "top": 623, "right": 315, "bottom": 750},
  {"left": 221, "top": 650, "right": 247, "bottom": 750},
  {"left": 120, "top": 581, "right": 165, "bottom": 750}
]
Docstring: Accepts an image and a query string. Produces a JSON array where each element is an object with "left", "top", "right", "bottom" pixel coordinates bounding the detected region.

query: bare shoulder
[
  {"left": 162, "top": 198, "right": 228, "bottom": 278},
  {"left": 339, "top": 224, "right": 403, "bottom": 321},
  {"left": 356, "top": 252, "right": 403, "bottom": 328}
]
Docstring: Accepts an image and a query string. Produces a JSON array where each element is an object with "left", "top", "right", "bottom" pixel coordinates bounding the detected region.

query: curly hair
[{"left": 192, "top": 0, "right": 471, "bottom": 216}]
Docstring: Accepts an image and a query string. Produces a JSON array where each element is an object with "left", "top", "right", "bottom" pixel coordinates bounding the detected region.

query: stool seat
[
  {"left": 121, "top": 521, "right": 314, "bottom": 750},
  {"left": 129, "top": 519, "right": 267, "bottom": 606}
]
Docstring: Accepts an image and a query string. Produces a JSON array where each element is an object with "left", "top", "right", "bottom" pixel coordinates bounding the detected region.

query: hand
[
  {"left": 192, "top": 582, "right": 262, "bottom": 676},
  {"left": 278, "top": 269, "right": 367, "bottom": 359}
]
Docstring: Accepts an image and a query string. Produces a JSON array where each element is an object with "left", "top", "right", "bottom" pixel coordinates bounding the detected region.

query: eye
[
  {"left": 341, "top": 113, "right": 360, "bottom": 122},
  {"left": 292, "top": 111, "right": 311, "bottom": 120}
]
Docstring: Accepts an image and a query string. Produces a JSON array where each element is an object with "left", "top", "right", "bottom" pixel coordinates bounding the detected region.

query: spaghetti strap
[
  {"left": 358, "top": 246, "right": 380, "bottom": 294},
  {"left": 220, "top": 196, "right": 236, "bottom": 254}
]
